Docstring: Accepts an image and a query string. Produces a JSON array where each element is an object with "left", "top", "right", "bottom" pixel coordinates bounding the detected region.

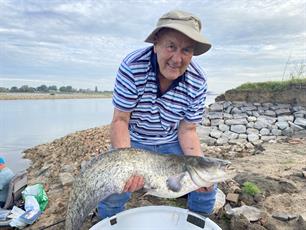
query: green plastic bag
[{"left": 22, "top": 184, "right": 48, "bottom": 211}]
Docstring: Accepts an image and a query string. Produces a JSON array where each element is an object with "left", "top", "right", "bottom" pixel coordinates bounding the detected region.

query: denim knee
[
  {"left": 187, "top": 184, "right": 217, "bottom": 215},
  {"left": 97, "top": 192, "right": 131, "bottom": 219}
]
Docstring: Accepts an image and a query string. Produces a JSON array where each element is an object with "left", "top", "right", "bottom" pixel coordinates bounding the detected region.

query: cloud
[{"left": 0, "top": 0, "right": 305, "bottom": 92}]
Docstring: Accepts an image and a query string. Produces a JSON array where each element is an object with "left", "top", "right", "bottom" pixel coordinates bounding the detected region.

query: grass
[
  {"left": 235, "top": 77, "right": 306, "bottom": 91},
  {"left": 242, "top": 181, "right": 261, "bottom": 196}
]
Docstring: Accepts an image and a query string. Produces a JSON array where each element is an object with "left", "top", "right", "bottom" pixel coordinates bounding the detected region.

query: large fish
[{"left": 65, "top": 148, "right": 235, "bottom": 229}]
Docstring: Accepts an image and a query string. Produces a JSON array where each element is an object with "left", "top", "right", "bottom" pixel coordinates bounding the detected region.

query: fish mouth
[{"left": 187, "top": 164, "right": 236, "bottom": 187}]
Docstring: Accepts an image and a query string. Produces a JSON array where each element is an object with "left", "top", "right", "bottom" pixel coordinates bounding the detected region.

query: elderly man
[{"left": 98, "top": 10, "right": 217, "bottom": 219}]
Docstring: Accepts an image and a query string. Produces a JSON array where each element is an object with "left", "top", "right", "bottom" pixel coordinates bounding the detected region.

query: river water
[{"left": 0, "top": 95, "right": 217, "bottom": 173}]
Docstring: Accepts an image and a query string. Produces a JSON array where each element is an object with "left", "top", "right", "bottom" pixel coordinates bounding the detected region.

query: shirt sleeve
[
  {"left": 184, "top": 81, "right": 207, "bottom": 123},
  {"left": 112, "top": 60, "right": 138, "bottom": 112}
]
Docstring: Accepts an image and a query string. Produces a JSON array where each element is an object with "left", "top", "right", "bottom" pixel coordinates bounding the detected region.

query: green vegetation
[
  {"left": 0, "top": 84, "right": 113, "bottom": 95},
  {"left": 235, "top": 77, "right": 306, "bottom": 91},
  {"left": 242, "top": 181, "right": 261, "bottom": 196}
]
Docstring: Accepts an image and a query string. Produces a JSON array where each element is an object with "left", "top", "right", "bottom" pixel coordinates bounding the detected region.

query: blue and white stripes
[{"left": 112, "top": 46, "right": 207, "bottom": 145}]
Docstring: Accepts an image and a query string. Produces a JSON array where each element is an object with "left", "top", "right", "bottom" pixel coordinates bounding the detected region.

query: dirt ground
[{"left": 19, "top": 126, "right": 306, "bottom": 230}]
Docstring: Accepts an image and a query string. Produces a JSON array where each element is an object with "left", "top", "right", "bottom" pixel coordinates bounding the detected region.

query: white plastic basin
[{"left": 90, "top": 206, "right": 222, "bottom": 230}]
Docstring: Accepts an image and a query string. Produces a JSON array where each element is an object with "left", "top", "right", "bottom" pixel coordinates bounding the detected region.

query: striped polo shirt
[{"left": 112, "top": 46, "right": 207, "bottom": 145}]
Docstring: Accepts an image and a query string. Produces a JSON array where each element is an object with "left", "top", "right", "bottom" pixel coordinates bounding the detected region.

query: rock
[
  {"left": 209, "top": 102, "right": 224, "bottom": 112},
  {"left": 282, "top": 127, "right": 294, "bottom": 136},
  {"left": 210, "top": 129, "right": 223, "bottom": 139},
  {"left": 247, "top": 116, "right": 257, "bottom": 122},
  {"left": 277, "top": 115, "right": 294, "bottom": 122},
  {"left": 264, "top": 110, "right": 276, "bottom": 116},
  {"left": 260, "top": 136, "right": 276, "bottom": 142},
  {"left": 275, "top": 108, "right": 291, "bottom": 116},
  {"left": 288, "top": 121, "right": 305, "bottom": 131},
  {"left": 225, "top": 118, "right": 248, "bottom": 125},
  {"left": 231, "top": 125, "right": 247, "bottom": 134},
  {"left": 230, "top": 214, "right": 249, "bottom": 230},
  {"left": 200, "top": 136, "right": 216, "bottom": 146},
  {"left": 216, "top": 137, "right": 229, "bottom": 145},
  {"left": 59, "top": 172, "right": 74, "bottom": 186},
  {"left": 294, "top": 117, "right": 306, "bottom": 128},
  {"left": 61, "top": 164, "right": 74, "bottom": 173},
  {"left": 233, "top": 113, "right": 249, "bottom": 119},
  {"left": 248, "top": 133, "right": 259, "bottom": 142},
  {"left": 226, "top": 204, "right": 263, "bottom": 222},
  {"left": 226, "top": 193, "right": 240, "bottom": 204},
  {"left": 275, "top": 121, "right": 289, "bottom": 130},
  {"left": 247, "top": 128, "right": 259, "bottom": 134},
  {"left": 223, "top": 131, "right": 239, "bottom": 139},
  {"left": 278, "top": 178, "right": 299, "bottom": 193},
  {"left": 229, "top": 139, "right": 248, "bottom": 145},
  {"left": 201, "top": 117, "right": 211, "bottom": 126},
  {"left": 232, "top": 107, "right": 243, "bottom": 114},
  {"left": 254, "top": 120, "right": 269, "bottom": 130},
  {"left": 272, "top": 212, "right": 298, "bottom": 221},
  {"left": 197, "top": 125, "right": 212, "bottom": 136},
  {"left": 271, "top": 128, "right": 282, "bottom": 136},
  {"left": 259, "top": 128, "right": 270, "bottom": 136},
  {"left": 211, "top": 119, "right": 224, "bottom": 126},
  {"left": 207, "top": 112, "right": 223, "bottom": 119},
  {"left": 296, "top": 215, "right": 306, "bottom": 230},
  {"left": 219, "top": 123, "right": 230, "bottom": 132}
]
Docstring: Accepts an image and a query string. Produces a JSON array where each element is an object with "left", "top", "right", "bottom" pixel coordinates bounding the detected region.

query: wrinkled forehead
[{"left": 155, "top": 28, "right": 196, "bottom": 47}]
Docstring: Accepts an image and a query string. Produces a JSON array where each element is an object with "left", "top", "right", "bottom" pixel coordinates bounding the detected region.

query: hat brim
[{"left": 144, "top": 23, "right": 211, "bottom": 56}]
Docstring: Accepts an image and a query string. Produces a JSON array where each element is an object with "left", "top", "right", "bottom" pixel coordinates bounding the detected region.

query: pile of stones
[{"left": 198, "top": 101, "right": 306, "bottom": 146}]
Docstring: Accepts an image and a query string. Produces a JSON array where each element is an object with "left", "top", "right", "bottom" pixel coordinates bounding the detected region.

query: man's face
[{"left": 154, "top": 29, "right": 195, "bottom": 81}]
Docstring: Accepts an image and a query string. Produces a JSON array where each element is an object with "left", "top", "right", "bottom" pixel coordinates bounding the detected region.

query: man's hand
[
  {"left": 123, "top": 175, "right": 144, "bottom": 192},
  {"left": 196, "top": 185, "right": 214, "bottom": 192}
]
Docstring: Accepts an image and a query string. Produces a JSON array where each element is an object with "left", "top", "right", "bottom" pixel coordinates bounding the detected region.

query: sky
[{"left": 0, "top": 0, "right": 305, "bottom": 94}]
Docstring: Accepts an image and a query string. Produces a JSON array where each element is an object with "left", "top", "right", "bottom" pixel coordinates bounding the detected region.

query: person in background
[
  {"left": 0, "top": 157, "right": 15, "bottom": 208},
  {"left": 98, "top": 10, "right": 217, "bottom": 219}
]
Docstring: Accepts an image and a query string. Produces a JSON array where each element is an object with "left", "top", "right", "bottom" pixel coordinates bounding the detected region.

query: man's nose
[{"left": 171, "top": 51, "right": 183, "bottom": 64}]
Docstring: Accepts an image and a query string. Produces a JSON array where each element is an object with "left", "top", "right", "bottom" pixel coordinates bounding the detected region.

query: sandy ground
[{"left": 231, "top": 138, "right": 306, "bottom": 229}]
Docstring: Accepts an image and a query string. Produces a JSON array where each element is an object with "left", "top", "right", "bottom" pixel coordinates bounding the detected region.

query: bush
[
  {"left": 235, "top": 77, "right": 306, "bottom": 91},
  {"left": 242, "top": 181, "right": 261, "bottom": 196}
]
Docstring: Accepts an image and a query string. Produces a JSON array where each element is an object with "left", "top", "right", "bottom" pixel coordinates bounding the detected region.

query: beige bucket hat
[{"left": 145, "top": 10, "right": 211, "bottom": 56}]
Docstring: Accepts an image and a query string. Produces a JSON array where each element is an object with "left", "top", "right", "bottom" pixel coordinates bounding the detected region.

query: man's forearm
[
  {"left": 110, "top": 120, "right": 131, "bottom": 148},
  {"left": 178, "top": 127, "right": 203, "bottom": 156}
]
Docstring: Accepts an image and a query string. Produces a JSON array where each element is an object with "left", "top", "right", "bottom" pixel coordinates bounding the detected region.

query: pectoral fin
[{"left": 166, "top": 172, "right": 186, "bottom": 192}]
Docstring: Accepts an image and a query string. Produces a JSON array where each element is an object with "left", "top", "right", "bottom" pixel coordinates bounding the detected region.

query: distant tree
[
  {"left": 48, "top": 85, "right": 57, "bottom": 91},
  {"left": 95, "top": 86, "right": 98, "bottom": 92},
  {"left": 10, "top": 86, "right": 19, "bottom": 92},
  {"left": 59, "top": 86, "right": 66, "bottom": 92},
  {"left": 36, "top": 85, "right": 48, "bottom": 92},
  {"left": 0, "top": 87, "right": 9, "bottom": 92},
  {"left": 66, "top": 86, "right": 73, "bottom": 92},
  {"left": 28, "top": 87, "right": 36, "bottom": 92},
  {"left": 19, "top": 85, "right": 30, "bottom": 92}
]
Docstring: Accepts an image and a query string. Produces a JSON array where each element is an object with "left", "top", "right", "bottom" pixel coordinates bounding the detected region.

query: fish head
[{"left": 185, "top": 156, "right": 235, "bottom": 187}]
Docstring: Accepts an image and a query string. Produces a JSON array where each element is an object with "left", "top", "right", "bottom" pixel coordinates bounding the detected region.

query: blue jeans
[{"left": 97, "top": 141, "right": 217, "bottom": 219}]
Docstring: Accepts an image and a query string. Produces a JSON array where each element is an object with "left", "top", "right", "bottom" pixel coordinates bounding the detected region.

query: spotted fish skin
[{"left": 65, "top": 148, "right": 234, "bottom": 230}]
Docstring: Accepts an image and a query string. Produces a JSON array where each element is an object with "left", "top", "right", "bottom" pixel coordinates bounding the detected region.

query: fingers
[
  {"left": 196, "top": 185, "right": 214, "bottom": 192},
  {"left": 123, "top": 175, "right": 144, "bottom": 192}
]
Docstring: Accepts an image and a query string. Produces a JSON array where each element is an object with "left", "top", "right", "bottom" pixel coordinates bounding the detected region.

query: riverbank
[
  {"left": 21, "top": 118, "right": 306, "bottom": 229},
  {"left": 0, "top": 92, "right": 112, "bottom": 100}
]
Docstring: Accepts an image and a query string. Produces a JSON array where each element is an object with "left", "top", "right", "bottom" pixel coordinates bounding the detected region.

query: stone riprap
[{"left": 198, "top": 101, "right": 306, "bottom": 146}]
